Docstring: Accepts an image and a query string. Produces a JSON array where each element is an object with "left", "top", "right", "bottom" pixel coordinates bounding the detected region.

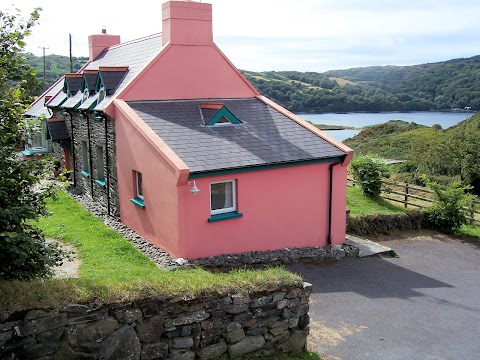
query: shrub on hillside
[
  {"left": 424, "top": 178, "right": 476, "bottom": 233},
  {"left": 350, "top": 155, "right": 389, "bottom": 197}
]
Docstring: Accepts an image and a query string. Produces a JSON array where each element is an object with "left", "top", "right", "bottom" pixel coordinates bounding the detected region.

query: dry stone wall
[{"left": 0, "top": 283, "right": 311, "bottom": 359}]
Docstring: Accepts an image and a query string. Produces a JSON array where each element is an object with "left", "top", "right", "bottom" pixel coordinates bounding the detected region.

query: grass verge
[
  {"left": 0, "top": 191, "right": 302, "bottom": 315},
  {"left": 347, "top": 186, "right": 405, "bottom": 216}
]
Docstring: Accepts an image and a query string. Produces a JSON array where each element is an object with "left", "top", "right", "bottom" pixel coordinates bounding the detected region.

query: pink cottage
[{"left": 26, "top": 1, "right": 353, "bottom": 259}]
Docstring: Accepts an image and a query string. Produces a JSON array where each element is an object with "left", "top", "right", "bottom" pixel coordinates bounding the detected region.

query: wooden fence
[{"left": 347, "top": 178, "right": 480, "bottom": 224}]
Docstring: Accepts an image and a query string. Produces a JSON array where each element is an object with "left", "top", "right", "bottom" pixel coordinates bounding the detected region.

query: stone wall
[
  {"left": 0, "top": 284, "right": 311, "bottom": 359},
  {"left": 68, "top": 112, "right": 119, "bottom": 216}
]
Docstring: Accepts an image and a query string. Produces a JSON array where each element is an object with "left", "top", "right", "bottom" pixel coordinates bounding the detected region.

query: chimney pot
[{"left": 88, "top": 30, "right": 121, "bottom": 61}]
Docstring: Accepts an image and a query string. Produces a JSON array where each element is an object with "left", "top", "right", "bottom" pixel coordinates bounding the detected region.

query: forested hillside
[
  {"left": 326, "top": 56, "right": 480, "bottom": 111},
  {"left": 25, "top": 53, "right": 88, "bottom": 89},
  {"left": 242, "top": 55, "right": 480, "bottom": 113}
]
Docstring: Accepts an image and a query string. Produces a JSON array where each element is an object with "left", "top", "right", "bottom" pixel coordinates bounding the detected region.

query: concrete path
[
  {"left": 288, "top": 232, "right": 480, "bottom": 360},
  {"left": 345, "top": 234, "right": 394, "bottom": 257}
]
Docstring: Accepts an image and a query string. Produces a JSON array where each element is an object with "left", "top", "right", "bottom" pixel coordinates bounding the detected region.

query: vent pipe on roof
[
  {"left": 88, "top": 29, "right": 121, "bottom": 61},
  {"left": 162, "top": 1, "right": 213, "bottom": 46}
]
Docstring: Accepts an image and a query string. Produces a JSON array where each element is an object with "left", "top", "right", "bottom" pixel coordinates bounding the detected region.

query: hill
[
  {"left": 343, "top": 120, "right": 439, "bottom": 159},
  {"left": 326, "top": 56, "right": 480, "bottom": 112},
  {"left": 344, "top": 113, "right": 480, "bottom": 193},
  {"left": 25, "top": 53, "right": 89, "bottom": 89}
]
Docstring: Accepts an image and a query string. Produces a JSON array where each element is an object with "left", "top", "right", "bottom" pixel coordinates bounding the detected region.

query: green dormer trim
[
  {"left": 206, "top": 107, "right": 241, "bottom": 126},
  {"left": 95, "top": 73, "right": 105, "bottom": 92},
  {"left": 80, "top": 77, "right": 90, "bottom": 93}
]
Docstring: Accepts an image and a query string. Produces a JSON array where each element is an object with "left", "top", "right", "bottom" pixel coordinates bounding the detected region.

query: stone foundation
[{"left": 0, "top": 283, "right": 311, "bottom": 359}]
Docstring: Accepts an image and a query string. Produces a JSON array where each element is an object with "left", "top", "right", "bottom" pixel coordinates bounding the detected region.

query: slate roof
[
  {"left": 25, "top": 79, "right": 64, "bottom": 117},
  {"left": 100, "top": 70, "right": 128, "bottom": 93},
  {"left": 62, "top": 92, "right": 83, "bottom": 109},
  {"left": 37, "top": 34, "right": 162, "bottom": 114},
  {"left": 86, "top": 34, "right": 162, "bottom": 111},
  {"left": 83, "top": 72, "right": 98, "bottom": 91},
  {"left": 47, "top": 120, "right": 70, "bottom": 141},
  {"left": 78, "top": 93, "right": 99, "bottom": 111},
  {"left": 127, "top": 98, "right": 346, "bottom": 174},
  {"left": 47, "top": 92, "right": 67, "bottom": 108},
  {"left": 65, "top": 76, "right": 82, "bottom": 94}
]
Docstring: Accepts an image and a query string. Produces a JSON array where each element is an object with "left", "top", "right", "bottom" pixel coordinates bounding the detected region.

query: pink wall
[
  {"left": 177, "top": 162, "right": 348, "bottom": 259},
  {"left": 115, "top": 105, "right": 184, "bottom": 255},
  {"left": 119, "top": 44, "right": 258, "bottom": 101}
]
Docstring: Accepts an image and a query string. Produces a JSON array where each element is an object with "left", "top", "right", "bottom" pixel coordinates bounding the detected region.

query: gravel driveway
[{"left": 288, "top": 231, "right": 480, "bottom": 360}]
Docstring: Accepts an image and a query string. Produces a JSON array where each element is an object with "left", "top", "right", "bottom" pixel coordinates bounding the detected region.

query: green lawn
[
  {"left": 0, "top": 191, "right": 302, "bottom": 314},
  {"left": 347, "top": 186, "right": 405, "bottom": 216}
]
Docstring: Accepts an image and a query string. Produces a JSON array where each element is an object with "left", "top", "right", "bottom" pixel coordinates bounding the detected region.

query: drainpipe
[
  {"left": 68, "top": 112, "right": 76, "bottom": 187},
  {"left": 103, "top": 115, "right": 111, "bottom": 216},
  {"left": 85, "top": 113, "right": 94, "bottom": 198},
  {"left": 327, "top": 159, "right": 344, "bottom": 245}
]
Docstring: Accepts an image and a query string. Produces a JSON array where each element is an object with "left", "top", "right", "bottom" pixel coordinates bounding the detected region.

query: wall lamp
[{"left": 189, "top": 181, "right": 200, "bottom": 196}]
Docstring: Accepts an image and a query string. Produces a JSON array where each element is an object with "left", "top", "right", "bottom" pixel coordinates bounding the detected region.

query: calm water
[{"left": 298, "top": 111, "right": 473, "bottom": 142}]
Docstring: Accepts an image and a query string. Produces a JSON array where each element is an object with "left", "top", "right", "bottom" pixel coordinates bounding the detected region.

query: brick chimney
[
  {"left": 162, "top": 1, "right": 213, "bottom": 46},
  {"left": 88, "top": 28, "right": 121, "bottom": 61}
]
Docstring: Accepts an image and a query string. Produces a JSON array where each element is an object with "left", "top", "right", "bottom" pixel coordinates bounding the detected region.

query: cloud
[{"left": 13, "top": 0, "right": 480, "bottom": 72}]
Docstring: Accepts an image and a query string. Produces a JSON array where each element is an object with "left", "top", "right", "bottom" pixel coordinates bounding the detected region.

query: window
[
  {"left": 81, "top": 141, "right": 89, "bottom": 175},
  {"left": 24, "top": 117, "right": 49, "bottom": 154},
  {"left": 210, "top": 180, "right": 236, "bottom": 215},
  {"left": 136, "top": 171, "right": 144, "bottom": 200},
  {"left": 98, "top": 86, "right": 106, "bottom": 103},
  {"left": 95, "top": 146, "right": 105, "bottom": 186},
  {"left": 131, "top": 170, "right": 145, "bottom": 208},
  {"left": 82, "top": 89, "right": 89, "bottom": 103}
]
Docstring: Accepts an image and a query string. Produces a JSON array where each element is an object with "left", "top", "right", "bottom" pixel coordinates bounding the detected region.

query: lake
[{"left": 298, "top": 111, "right": 473, "bottom": 142}]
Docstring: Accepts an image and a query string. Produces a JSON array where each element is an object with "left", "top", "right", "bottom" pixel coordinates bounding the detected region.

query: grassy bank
[
  {"left": 347, "top": 186, "right": 405, "bottom": 216},
  {"left": 0, "top": 191, "right": 302, "bottom": 315}
]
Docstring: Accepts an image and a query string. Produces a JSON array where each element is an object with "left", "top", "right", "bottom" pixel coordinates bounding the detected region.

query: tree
[{"left": 0, "top": 7, "right": 65, "bottom": 280}]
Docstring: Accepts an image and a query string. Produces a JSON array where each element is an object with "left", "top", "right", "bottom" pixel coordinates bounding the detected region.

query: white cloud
[{"left": 9, "top": 0, "right": 480, "bottom": 72}]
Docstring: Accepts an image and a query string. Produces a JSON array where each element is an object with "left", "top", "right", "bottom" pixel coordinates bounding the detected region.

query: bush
[
  {"left": 347, "top": 210, "right": 431, "bottom": 236},
  {"left": 350, "top": 155, "right": 389, "bottom": 197},
  {"left": 425, "top": 178, "right": 476, "bottom": 233}
]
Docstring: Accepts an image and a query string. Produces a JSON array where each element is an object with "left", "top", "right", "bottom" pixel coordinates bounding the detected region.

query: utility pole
[
  {"left": 69, "top": 34, "right": 73, "bottom": 73},
  {"left": 38, "top": 46, "right": 49, "bottom": 90}
]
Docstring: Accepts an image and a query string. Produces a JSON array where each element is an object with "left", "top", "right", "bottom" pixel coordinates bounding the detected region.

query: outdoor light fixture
[{"left": 190, "top": 181, "right": 200, "bottom": 195}]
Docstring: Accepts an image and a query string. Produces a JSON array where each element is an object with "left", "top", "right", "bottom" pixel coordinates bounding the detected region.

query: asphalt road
[{"left": 288, "top": 232, "right": 480, "bottom": 360}]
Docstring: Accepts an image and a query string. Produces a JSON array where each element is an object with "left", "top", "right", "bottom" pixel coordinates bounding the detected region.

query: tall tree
[{"left": 0, "top": 7, "right": 64, "bottom": 280}]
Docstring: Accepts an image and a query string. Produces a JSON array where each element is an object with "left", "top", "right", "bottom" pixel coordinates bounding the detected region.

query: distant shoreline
[{"left": 306, "top": 121, "right": 359, "bottom": 131}]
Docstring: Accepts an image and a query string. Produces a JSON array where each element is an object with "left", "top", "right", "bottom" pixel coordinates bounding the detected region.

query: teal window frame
[
  {"left": 208, "top": 211, "right": 243, "bottom": 223},
  {"left": 206, "top": 107, "right": 241, "bottom": 126},
  {"left": 131, "top": 170, "right": 145, "bottom": 208}
]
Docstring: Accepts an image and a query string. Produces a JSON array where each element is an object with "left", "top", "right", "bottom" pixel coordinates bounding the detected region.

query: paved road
[{"left": 288, "top": 232, "right": 480, "bottom": 360}]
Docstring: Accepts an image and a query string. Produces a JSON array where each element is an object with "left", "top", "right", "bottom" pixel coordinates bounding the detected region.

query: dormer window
[
  {"left": 98, "top": 86, "right": 106, "bottom": 103},
  {"left": 82, "top": 89, "right": 89, "bottom": 103},
  {"left": 200, "top": 103, "right": 241, "bottom": 126}
]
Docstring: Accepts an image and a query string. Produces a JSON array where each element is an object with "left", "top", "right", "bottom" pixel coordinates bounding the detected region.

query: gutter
[
  {"left": 68, "top": 112, "right": 76, "bottom": 187},
  {"left": 85, "top": 113, "right": 94, "bottom": 197},
  {"left": 103, "top": 115, "right": 111, "bottom": 216},
  {"left": 327, "top": 158, "right": 344, "bottom": 245}
]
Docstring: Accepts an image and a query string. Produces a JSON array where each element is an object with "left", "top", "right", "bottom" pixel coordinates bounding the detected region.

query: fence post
[{"left": 404, "top": 182, "right": 409, "bottom": 208}]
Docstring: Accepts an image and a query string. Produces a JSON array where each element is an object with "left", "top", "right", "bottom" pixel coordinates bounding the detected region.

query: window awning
[{"left": 47, "top": 119, "right": 71, "bottom": 141}]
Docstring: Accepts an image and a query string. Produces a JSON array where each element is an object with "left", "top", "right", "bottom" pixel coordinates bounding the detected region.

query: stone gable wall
[
  {"left": 68, "top": 112, "right": 119, "bottom": 216},
  {"left": 0, "top": 283, "right": 311, "bottom": 359}
]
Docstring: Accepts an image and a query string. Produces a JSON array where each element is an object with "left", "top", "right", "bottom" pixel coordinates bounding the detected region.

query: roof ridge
[{"left": 108, "top": 33, "right": 162, "bottom": 50}]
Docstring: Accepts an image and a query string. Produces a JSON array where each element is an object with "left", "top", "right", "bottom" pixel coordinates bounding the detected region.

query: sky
[{"left": 8, "top": 0, "right": 480, "bottom": 72}]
